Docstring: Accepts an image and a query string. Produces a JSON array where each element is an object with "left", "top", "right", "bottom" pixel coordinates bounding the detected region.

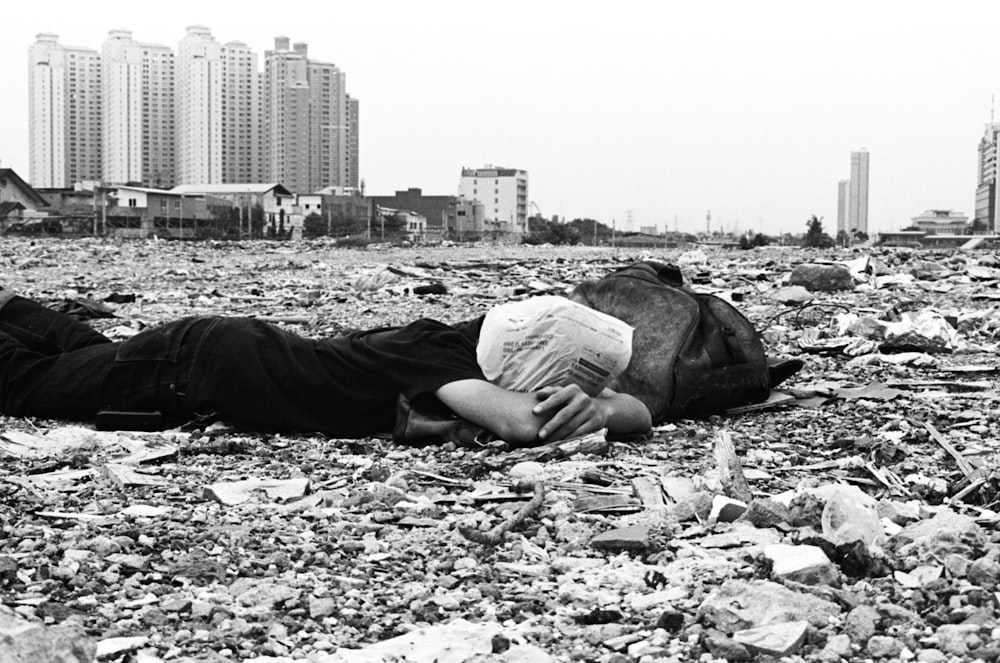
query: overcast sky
[{"left": 3, "top": 1, "right": 998, "bottom": 235}]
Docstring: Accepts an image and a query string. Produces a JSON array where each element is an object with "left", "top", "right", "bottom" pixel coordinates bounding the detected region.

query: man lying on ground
[{"left": 0, "top": 291, "right": 651, "bottom": 445}]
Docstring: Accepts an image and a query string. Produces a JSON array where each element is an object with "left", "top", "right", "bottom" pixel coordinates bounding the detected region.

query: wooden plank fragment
[
  {"left": 713, "top": 431, "right": 752, "bottom": 503},
  {"left": 924, "top": 422, "right": 974, "bottom": 477}
]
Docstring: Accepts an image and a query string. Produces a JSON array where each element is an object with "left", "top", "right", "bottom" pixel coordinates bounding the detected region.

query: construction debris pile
[{"left": 3, "top": 238, "right": 1000, "bottom": 663}]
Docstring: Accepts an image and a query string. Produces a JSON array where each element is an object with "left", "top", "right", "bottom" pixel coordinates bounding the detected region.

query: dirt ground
[{"left": 3, "top": 238, "right": 1000, "bottom": 663}]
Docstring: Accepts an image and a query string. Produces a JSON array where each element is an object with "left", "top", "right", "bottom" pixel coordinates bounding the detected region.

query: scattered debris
[{"left": 3, "top": 240, "right": 1000, "bottom": 661}]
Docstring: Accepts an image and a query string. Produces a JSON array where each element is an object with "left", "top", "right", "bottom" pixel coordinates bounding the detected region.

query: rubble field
[{"left": 3, "top": 237, "right": 1000, "bottom": 663}]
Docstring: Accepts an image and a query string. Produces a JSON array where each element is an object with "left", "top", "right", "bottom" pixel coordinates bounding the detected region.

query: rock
[
  {"left": 788, "top": 491, "right": 825, "bottom": 528},
  {"left": 887, "top": 509, "right": 984, "bottom": 568},
  {"left": 935, "top": 623, "right": 980, "bottom": 656},
  {"left": 498, "top": 644, "right": 555, "bottom": 662},
  {"left": 95, "top": 636, "right": 150, "bottom": 659},
  {"left": 670, "top": 491, "right": 713, "bottom": 522},
  {"left": 709, "top": 495, "right": 747, "bottom": 523},
  {"left": 916, "top": 649, "right": 948, "bottom": 663},
  {"left": 866, "top": 635, "right": 903, "bottom": 658},
  {"left": 0, "top": 557, "right": 17, "bottom": 582},
  {"left": 762, "top": 544, "right": 839, "bottom": 586},
  {"left": 844, "top": 604, "right": 880, "bottom": 643},
  {"left": 702, "top": 629, "right": 751, "bottom": 662},
  {"left": 967, "top": 556, "right": 1000, "bottom": 590},
  {"left": 909, "top": 260, "right": 950, "bottom": 280},
  {"left": 232, "top": 581, "right": 301, "bottom": 608},
  {"left": 508, "top": 461, "right": 546, "bottom": 481},
  {"left": 772, "top": 285, "right": 815, "bottom": 305},
  {"left": 655, "top": 610, "right": 684, "bottom": 632},
  {"left": 732, "top": 620, "right": 809, "bottom": 657},
  {"left": 591, "top": 525, "right": 650, "bottom": 552},
  {"left": 308, "top": 596, "right": 338, "bottom": 620},
  {"left": 944, "top": 554, "right": 970, "bottom": 578},
  {"left": 788, "top": 263, "right": 854, "bottom": 292},
  {"left": 818, "top": 633, "right": 853, "bottom": 661},
  {"left": 877, "top": 499, "right": 921, "bottom": 525},
  {"left": 745, "top": 498, "right": 791, "bottom": 529},
  {"left": 697, "top": 579, "right": 840, "bottom": 633},
  {"left": 0, "top": 607, "right": 95, "bottom": 663}
]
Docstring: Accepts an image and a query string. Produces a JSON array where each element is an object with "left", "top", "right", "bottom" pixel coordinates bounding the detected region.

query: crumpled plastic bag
[
  {"left": 837, "top": 309, "right": 961, "bottom": 353},
  {"left": 477, "top": 296, "right": 633, "bottom": 396}
]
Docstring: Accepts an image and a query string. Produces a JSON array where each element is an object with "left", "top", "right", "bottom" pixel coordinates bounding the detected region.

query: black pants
[{"left": 0, "top": 295, "right": 217, "bottom": 422}]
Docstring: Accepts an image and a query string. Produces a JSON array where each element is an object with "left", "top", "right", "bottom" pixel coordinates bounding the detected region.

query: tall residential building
[
  {"left": 176, "top": 27, "right": 262, "bottom": 185},
  {"left": 346, "top": 95, "right": 360, "bottom": 190},
  {"left": 836, "top": 179, "right": 849, "bottom": 234},
  {"left": 221, "top": 40, "right": 261, "bottom": 183},
  {"left": 847, "top": 149, "right": 869, "bottom": 234},
  {"left": 101, "top": 29, "right": 175, "bottom": 187},
  {"left": 28, "top": 29, "right": 357, "bottom": 193},
  {"left": 263, "top": 37, "right": 354, "bottom": 194},
  {"left": 975, "top": 123, "right": 1000, "bottom": 232},
  {"left": 28, "top": 33, "right": 102, "bottom": 188},
  {"left": 176, "top": 26, "right": 222, "bottom": 184},
  {"left": 458, "top": 166, "right": 529, "bottom": 236}
]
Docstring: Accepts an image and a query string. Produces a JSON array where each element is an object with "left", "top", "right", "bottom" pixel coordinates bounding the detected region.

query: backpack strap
[{"left": 612, "top": 261, "right": 684, "bottom": 288}]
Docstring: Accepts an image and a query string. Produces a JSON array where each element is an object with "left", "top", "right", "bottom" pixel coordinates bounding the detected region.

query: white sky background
[{"left": 1, "top": 0, "right": 997, "bottom": 235}]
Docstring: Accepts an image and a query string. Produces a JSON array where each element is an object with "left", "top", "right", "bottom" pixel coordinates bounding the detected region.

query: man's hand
[
  {"left": 435, "top": 379, "right": 651, "bottom": 446},
  {"left": 532, "top": 384, "right": 607, "bottom": 441}
]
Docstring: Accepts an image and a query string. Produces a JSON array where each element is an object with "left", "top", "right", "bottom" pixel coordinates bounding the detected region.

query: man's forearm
[{"left": 597, "top": 390, "right": 652, "bottom": 437}]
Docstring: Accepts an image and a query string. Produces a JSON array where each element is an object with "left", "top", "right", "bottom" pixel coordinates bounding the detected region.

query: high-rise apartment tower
[
  {"left": 847, "top": 149, "right": 869, "bottom": 234},
  {"left": 101, "top": 29, "right": 175, "bottom": 187},
  {"left": 28, "top": 33, "right": 103, "bottom": 187},
  {"left": 975, "top": 123, "right": 1000, "bottom": 232}
]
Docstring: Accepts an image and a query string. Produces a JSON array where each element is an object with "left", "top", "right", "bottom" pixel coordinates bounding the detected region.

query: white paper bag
[{"left": 477, "top": 295, "right": 633, "bottom": 396}]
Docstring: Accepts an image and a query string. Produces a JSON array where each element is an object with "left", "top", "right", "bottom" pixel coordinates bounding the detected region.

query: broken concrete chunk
[
  {"left": 763, "top": 544, "right": 839, "bottom": 586},
  {"left": 709, "top": 495, "right": 747, "bottom": 523},
  {"left": 843, "top": 604, "right": 879, "bottom": 643},
  {"left": 698, "top": 579, "right": 840, "bottom": 632},
  {"left": 772, "top": 285, "right": 815, "bottom": 305},
  {"left": 631, "top": 476, "right": 665, "bottom": 507},
  {"left": 204, "top": 477, "right": 311, "bottom": 505},
  {"left": 745, "top": 498, "right": 791, "bottom": 529},
  {"left": 788, "top": 263, "right": 854, "bottom": 292},
  {"left": 95, "top": 636, "right": 150, "bottom": 659},
  {"left": 670, "top": 491, "right": 714, "bottom": 522},
  {"left": 702, "top": 629, "right": 752, "bottom": 662},
  {"left": 0, "top": 606, "right": 95, "bottom": 663},
  {"left": 819, "top": 633, "right": 853, "bottom": 661},
  {"left": 590, "top": 525, "right": 651, "bottom": 552},
  {"left": 732, "top": 620, "right": 809, "bottom": 657}
]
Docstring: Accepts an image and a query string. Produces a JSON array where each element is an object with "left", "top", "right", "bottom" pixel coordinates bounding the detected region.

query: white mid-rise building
[
  {"left": 458, "top": 166, "right": 529, "bottom": 236},
  {"left": 28, "top": 33, "right": 102, "bottom": 188}
]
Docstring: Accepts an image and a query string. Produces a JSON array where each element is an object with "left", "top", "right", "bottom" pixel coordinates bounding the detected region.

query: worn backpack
[{"left": 571, "top": 260, "right": 781, "bottom": 423}]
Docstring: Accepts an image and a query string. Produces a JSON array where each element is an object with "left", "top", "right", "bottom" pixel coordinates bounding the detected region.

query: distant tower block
[{"left": 848, "top": 149, "right": 869, "bottom": 234}]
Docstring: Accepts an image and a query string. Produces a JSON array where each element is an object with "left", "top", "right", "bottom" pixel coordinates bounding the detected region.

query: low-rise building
[
  {"left": 0, "top": 168, "right": 49, "bottom": 231},
  {"left": 171, "top": 183, "right": 296, "bottom": 236},
  {"left": 368, "top": 188, "right": 478, "bottom": 240},
  {"left": 909, "top": 209, "right": 969, "bottom": 234},
  {"left": 104, "top": 185, "right": 231, "bottom": 238}
]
